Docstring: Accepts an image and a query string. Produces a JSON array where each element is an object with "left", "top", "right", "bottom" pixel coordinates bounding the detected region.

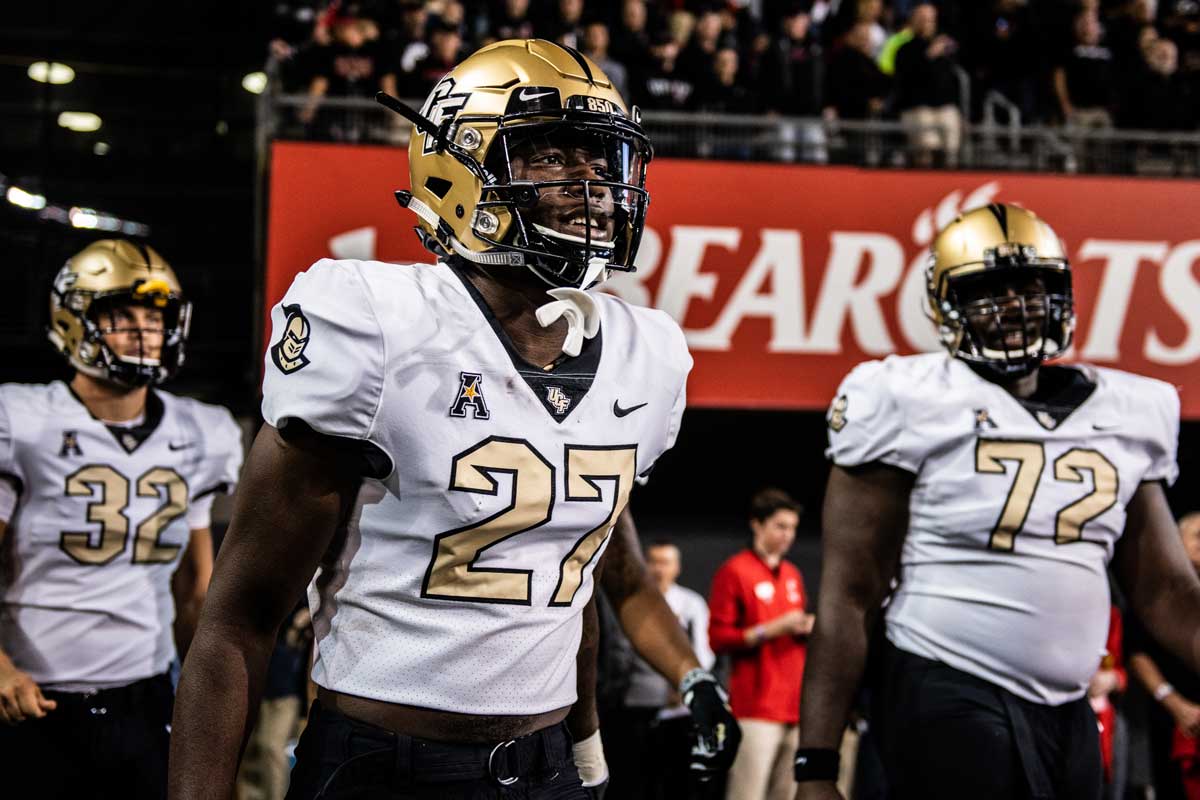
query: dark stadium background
[{"left": 4, "top": 0, "right": 1199, "bottom": 601}]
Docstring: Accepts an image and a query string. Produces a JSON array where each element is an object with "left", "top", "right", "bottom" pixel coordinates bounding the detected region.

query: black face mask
[
  {"left": 84, "top": 294, "right": 189, "bottom": 387},
  {"left": 473, "top": 111, "right": 651, "bottom": 289},
  {"left": 945, "top": 265, "right": 1074, "bottom": 377}
]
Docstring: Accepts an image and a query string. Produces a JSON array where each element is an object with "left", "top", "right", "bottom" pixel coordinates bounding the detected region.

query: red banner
[{"left": 267, "top": 141, "right": 1200, "bottom": 415}]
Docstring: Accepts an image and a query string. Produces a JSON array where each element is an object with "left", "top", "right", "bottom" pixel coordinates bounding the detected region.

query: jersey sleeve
[
  {"left": 0, "top": 389, "right": 18, "bottom": 486},
  {"left": 1141, "top": 379, "right": 1180, "bottom": 485},
  {"left": 825, "top": 359, "right": 922, "bottom": 473},
  {"left": 190, "top": 405, "right": 244, "bottom": 505},
  {"left": 637, "top": 312, "right": 693, "bottom": 485},
  {"left": 185, "top": 493, "right": 216, "bottom": 530},
  {"left": 262, "top": 259, "right": 387, "bottom": 444},
  {"left": 663, "top": 376, "right": 688, "bottom": 453}
]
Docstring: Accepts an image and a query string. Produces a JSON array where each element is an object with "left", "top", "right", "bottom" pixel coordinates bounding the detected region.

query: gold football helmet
[
  {"left": 384, "top": 38, "right": 652, "bottom": 289},
  {"left": 48, "top": 239, "right": 192, "bottom": 386},
  {"left": 926, "top": 204, "right": 1073, "bottom": 376}
]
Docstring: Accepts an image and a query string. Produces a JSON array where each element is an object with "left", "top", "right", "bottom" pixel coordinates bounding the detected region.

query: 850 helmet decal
[
  {"left": 47, "top": 239, "right": 191, "bottom": 387},
  {"left": 380, "top": 38, "right": 652, "bottom": 290},
  {"left": 926, "top": 204, "right": 1074, "bottom": 378}
]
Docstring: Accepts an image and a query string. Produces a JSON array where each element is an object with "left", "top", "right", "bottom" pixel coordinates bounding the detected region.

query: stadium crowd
[{"left": 268, "top": 0, "right": 1200, "bottom": 133}]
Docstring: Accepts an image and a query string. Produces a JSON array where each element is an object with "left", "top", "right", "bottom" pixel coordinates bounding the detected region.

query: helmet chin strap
[{"left": 536, "top": 284, "right": 601, "bottom": 358}]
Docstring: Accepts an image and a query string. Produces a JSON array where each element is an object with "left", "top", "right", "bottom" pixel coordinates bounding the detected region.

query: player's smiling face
[
  {"left": 507, "top": 130, "right": 616, "bottom": 244},
  {"left": 955, "top": 271, "right": 1049, "bottom": 356},
  {"left": 94, "top": 303, "right": 165, "bottom": 364}
]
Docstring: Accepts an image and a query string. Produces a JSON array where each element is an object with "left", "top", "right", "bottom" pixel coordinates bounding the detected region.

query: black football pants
[
  {"left": 872, "top": 641, "right": 1102, "bottom": 800},
  {"left": 286, "top": 699, "right": 590, "bottom": 800},
  {"left": 0, "top": 672, "right": 173, "bottom": 800}
]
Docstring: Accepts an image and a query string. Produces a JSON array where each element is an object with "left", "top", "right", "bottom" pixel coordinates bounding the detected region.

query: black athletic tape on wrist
[{"left": 793, "top": 748, "right": 840, "bottom": 782}]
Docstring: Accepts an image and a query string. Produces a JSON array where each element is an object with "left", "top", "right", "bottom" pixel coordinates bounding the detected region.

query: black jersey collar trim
[
  {"left": 970, "top": 364, "right": 1099, "bottom": 430},
  {"left": 444, "top": 260, "right": 603, "bottom": 424},
  {"left": 65, "top": 383, "right": 166, "bottom": 454}
]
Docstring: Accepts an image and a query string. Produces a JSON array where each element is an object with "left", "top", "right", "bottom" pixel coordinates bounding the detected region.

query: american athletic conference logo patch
[{"left": 449, "top": 371, "right": 490, "bottom": 420}]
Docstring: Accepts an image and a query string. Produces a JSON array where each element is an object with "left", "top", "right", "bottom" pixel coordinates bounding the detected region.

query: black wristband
[{"left": 793, "top": 748, "right": 840, "bottom": 782}]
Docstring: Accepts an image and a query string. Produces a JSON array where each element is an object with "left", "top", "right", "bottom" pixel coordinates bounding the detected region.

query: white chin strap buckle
[{"left": 536, "top": 287, "right": 600, "bottom": 358}]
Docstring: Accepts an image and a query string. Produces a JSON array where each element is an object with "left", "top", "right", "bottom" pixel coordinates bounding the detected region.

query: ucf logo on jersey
[
  {"left": 828, "top": 395, "right": 848, "bottom": 433},
  {"left": 270, "top": 304, "right": 311, "bottom": 374},
  {"left": 546, "top": 386, "right": 571, "bottom": 415}
]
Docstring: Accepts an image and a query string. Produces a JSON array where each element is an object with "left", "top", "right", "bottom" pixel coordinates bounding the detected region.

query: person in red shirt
[
  {"left": 709, "top": 488, "right": 813, "bottom": 800},
  {"left": 1089, "top": 606, "right": 1127, "bottom": 788}
]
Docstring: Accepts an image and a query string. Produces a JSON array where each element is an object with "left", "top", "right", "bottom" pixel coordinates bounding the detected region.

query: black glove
[
  {"left": 681, "top": 668, "right": 742, "bottom": 781},
  {"left": 584, "top": 778, "right": 607, "bottom": 799}
]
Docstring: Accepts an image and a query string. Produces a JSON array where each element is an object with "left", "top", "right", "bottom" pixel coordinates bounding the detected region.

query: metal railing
[{"left": 258, "top": 92, "right": 1200, "bottom": 178}]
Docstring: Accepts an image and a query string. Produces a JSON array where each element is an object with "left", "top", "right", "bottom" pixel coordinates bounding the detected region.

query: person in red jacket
[{"left": 709, "top": 487, "right": 813, "bottom": 800}]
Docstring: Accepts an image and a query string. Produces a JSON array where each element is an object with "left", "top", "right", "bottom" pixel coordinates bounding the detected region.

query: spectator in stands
[
  {"left": 438, "top": 1, "right": 466, "bottom": 32},
  {"left": 582, "top": 20, "right": 630, "bottom": 100},
  {"left": 1120, "top": 37, "right": 1196, "bottom": 129},
  {"left": 824, "top": 21, "right": 890, "bottom": 119},
  {"left": 762, "top": 3, "right": 822, "bottom": 116},
  {"left": 1053, "top": 10, "right": 1115, "bottom": 128},
  {"left": 696, "top": 45, "right": 760, "bottom": 114},
  {"left": 894, "top": 2, "right": 962, "bottom": 167},
  {"left": 299, "top": 12, "right": 398, "bottom": 139},
  {"left": 607, "top": 541, "right": 714, "bottom": 800},
  {"left": 854, "top": 0, "right": 888, "bottom": 57},
  {"left": 637, "top": 29, "right": 696, "bottom": 111},
  {"left": 1104, "top": 0, "right": 1158, "bottom": 67},
  {"left": 491, "top": 0, "right": 535, "bottom": 42},
  {"left": 392, "top": 0, "right": 433, "bottom": 78},
  {"left": 611, "top": 0, "right": 654, "bottom": 73},
  {"left": 667, "top": 10, "right": 697, "bottom": 50},
  {"left": 1130, "top": 512, "right": 1200, "bottom": 800},
  {"left": 709, "top": 488, "right": 812, "bottom": 800},
  {"left": 402, "top": 19, "right": 463, "bottom": 98},
  {"left": 1162, "top": 0, "right": 1200, "bottom": 73},
  {"left": 680, "top": 7, "right": 726, "bottom": 89},
  {"left": 545, "top": 0, "right": 586, "bottom": 50},
  {"left": 965, "top": 0, "right": 1039, "bottom": 121},
  {"left": 1140, "top": 23, "right": 1162, "bottom": 60},
  {"left": 877, "top": 12, "right": 914, "bottom": 76},
  {"left": 727, "top": 7, "right": 773, "bottom": 86}
]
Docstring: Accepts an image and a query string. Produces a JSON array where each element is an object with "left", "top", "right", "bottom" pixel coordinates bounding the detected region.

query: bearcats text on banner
[{"left": 266, "top": 141, "right": 1200, "bottom": 415}]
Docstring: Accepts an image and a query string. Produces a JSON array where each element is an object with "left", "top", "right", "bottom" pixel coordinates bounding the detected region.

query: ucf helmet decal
[{"left": 271, "top": 304, "right": 312, "bottom": 374}]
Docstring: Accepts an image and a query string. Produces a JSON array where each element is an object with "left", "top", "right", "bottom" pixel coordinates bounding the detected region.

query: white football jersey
[
  {"left": 262, "top": 258, "right": 691, "bottom": 715},
  {"left": 827, "top": 353, "right": 1178, "bottom": 705},
  {"left": 0, "top": 382, "right": 242, "bottom": 690}
]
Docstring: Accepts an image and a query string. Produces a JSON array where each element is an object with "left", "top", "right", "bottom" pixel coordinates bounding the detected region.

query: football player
[
  {"left": 794, "top": 204, "right": 1200, "bottom": 800},
  {"left": 0, "top": 240, "right": 243, "bottom": 798},
  {"left": 170, "top": 39, "right": 738, "bottom": 799}
]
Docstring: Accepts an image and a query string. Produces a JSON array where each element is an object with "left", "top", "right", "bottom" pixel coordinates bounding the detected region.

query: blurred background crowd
[{"left": 266, "top": 0, "right": 1200, "bottom": 133}]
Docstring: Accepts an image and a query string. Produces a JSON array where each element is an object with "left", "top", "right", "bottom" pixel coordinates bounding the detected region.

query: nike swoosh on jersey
[
  {"left": 168, "top": 441, "right": 195, "bottom": 450},
  {"left": 613, "top": 400, "right": 648, "bottom": 418}
]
